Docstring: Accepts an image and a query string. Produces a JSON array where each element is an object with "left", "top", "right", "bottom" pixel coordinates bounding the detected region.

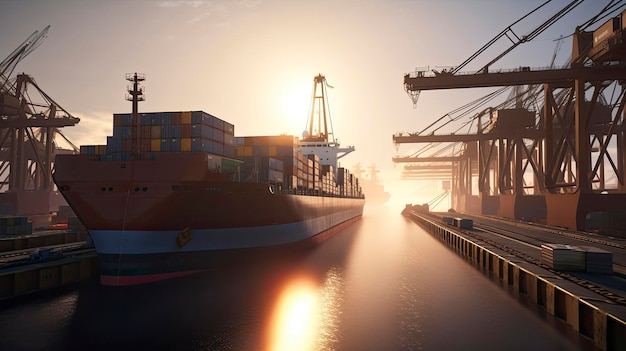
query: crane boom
[{"left": 404, "top": 64, "right": 626, "bottom": 91}]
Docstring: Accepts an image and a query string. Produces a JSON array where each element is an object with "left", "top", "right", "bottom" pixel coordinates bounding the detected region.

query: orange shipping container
[
  {"left": 235, "top": 146, "right": 245, "bottom": 157},
  {"left": 151, "top": 125, "right": 161, "bottom": 138},
  {"left": 235, "top": 146, "right": 253, "bottom": 157},
  {"left": 181, "top": 124, "right": 192, "bottom": 138},
  {"left": 171, "top": 112, "right": 182, "bottom": 125},
  {"left": 181, "top": 138, "right": 191, "bottom": 152},
  {"left": 182, "top": 111, "right": 192, "bottom": 124},
  {"left": 141, "top": 125, "right": 151, "bottom": 139},
  {"left": 151, "top": 139, "right": 161, "bottom": 151}
]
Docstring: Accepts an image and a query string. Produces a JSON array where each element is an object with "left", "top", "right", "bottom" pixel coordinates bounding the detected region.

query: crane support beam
[
  {"left": 393, "top": 156, "right": 463, "bottom": 163},
  {"left": 393, "top": 129, "right": 543, "bottom": 143},
  {"left": 394, "top": 123, "right": 626, "bottom": 144},
  {"left": 402, "top": 175, "right": 452, "bottom": 180},
  {"left": 404, "top": 65, "right": 626, "bottom": 91},
  {"left": 0, "top": 118, "right": 79, "bottom": 128},
  {"left": 404, "top": 164, "right": 454, "bottom": 170},
  {"left": 402, "top": 172, "right": 453, "bottom": 177}
]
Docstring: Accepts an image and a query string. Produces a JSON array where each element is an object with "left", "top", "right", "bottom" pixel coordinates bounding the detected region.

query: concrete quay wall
[
  {"left": 406, "top": 210, "right": 626, "bottom": 351},
  {"left": 0, "top": 255, "right": 98, "bottom": 301}
]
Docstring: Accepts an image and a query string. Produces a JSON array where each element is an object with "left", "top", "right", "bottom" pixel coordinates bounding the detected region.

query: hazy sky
[{"left": 0, "top": 0, "right": 616, "bottom": 209}]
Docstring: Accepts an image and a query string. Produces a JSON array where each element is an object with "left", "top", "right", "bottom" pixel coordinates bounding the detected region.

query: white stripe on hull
[{"left": 90, "top": 208, "right": 361, "bottom": 255}]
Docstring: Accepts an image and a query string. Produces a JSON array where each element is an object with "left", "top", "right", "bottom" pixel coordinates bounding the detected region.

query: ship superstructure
[{"left": 353, "top": 163, "right": 390, "bottom": 205}]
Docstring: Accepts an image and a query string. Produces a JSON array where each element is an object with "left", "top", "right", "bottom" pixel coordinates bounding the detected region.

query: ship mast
[
  {"left": 126, "top": 72, "right": 145, "bottom": 160},
  {"left": 369, "top": 164, "right": 380, "bottom": 182}
]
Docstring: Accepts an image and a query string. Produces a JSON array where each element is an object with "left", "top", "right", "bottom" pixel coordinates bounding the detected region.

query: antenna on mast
[{"left": 126, "top": 73, "right": 145, "bottom": 160}]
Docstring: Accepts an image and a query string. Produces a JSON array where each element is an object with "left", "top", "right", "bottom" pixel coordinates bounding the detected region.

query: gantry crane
[
  {"left": 0, "top": 26, "right": 80, "bottom": 215},
  {"left": 395, "top": 80, "right": 548, "bottom": 217},
  {"left": 399, "top": 2, "right": 626, "bottom": 233}
]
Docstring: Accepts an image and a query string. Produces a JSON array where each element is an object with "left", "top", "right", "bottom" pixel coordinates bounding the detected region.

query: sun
[{"left": 279, "top": 80, "right": 313, "bottom": 135}]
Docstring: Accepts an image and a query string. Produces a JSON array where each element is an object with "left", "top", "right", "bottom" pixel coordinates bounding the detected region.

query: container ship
[
  {"left": 53, "top": 73, "right": 364, "bottom": 286},
  {"left": 353, "top": 163, "right": 390, "bottom": 206}
]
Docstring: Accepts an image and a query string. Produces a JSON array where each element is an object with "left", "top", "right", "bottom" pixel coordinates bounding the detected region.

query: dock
[
  {"left": 404, "top": 207, "right": 626, "bottom": 351},
  {"left": 0, "top": 229, "right": 98, "bottom": 301}
]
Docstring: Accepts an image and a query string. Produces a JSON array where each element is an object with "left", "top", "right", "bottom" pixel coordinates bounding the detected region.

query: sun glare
[
  {"left": 266, "top": 269, "right": 345, "bottom": 351},
  {"left": 279, "top": 81, "right": 312, "bottom": 135},
  {"left": 267, "top": 278, "right": 319, "bottom": 351}
]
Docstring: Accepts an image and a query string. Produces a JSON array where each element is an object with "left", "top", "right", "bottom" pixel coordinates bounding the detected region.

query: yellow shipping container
[
  {"left": 236, "top": 146, "right": 253, "bottom": 157},
  {"left": 269, "top": 146, "right": 277, "bottom": 157},
  {"left": 182, "top": 111, "right": 192, "bottom": 124},
  {"left": 151, "top": 139, "right": 161, "bottom": 152},
  {"left": 181, "top": 138, "right": 191, "bottom": 152},
  {"left": 96, "top": 145, "right": 107, "bottom": 154}
]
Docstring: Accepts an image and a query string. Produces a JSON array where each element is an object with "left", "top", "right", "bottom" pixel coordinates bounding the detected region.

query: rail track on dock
[
  {"left": 421, "top": 213, "right": 626, "bottom": 306},
  {"left": 471, "top": 214, "right": 626, "bottom": 250},
  {"left": 0, "top": 242, "right": 94, "bottom": 269}
]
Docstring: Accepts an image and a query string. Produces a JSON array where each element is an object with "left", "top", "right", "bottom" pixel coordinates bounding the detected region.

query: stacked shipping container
[
  {"left": 79, "top": 112, "right": 362, "bottom": 198},
  {"left": 80, "top": 111, "right": 235, "bottom": 161},
  {"left": 0, "top": 216, "right": 32, "bottom": 235},
  {"left": 235, "top": 135, "right": 362, "bottom": 197}
]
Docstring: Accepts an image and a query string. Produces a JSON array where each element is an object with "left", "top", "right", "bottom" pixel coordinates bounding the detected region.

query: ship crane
[
  {"left": 300, "top": 74, "right": 354, "bottom": 167},
  {"left": 401, "top": 2, "right": 626, "bottom": 232},
  {"left": 0, "top": 26, "right": 80, "bottom": 216}
]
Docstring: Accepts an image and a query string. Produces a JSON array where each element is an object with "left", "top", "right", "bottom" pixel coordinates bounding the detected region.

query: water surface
[{"left": 0, "top": 206, "right": 593, "bottom": 350}]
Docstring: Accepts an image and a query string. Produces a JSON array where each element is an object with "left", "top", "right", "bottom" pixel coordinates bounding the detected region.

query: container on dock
[
  {"left": 68, "top": 216, "right": 86, "bottom": 233},
  {"left": 454, "top": 218, "right": 473, "bottom": 230},
  {"left": 541, "top": 244, "right": 586, "bottom": 271},
  {"left": 579, "top": 245, "right": 613, "bottom": 274},
  {"left": 0, "top": 216, "right": 32, "bottom": 235}
]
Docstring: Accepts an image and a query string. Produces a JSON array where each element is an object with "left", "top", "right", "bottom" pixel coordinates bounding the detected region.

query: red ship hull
[{"left": 53, "top": 152, "right": 364, "bottom": 285}]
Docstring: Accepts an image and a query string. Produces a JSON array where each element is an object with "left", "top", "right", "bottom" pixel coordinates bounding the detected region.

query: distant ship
[
  {"left": 353, "top": 163, "right": 389, "bottom": 205},
  {"left": 53, "top": 73, "right": 364, "bottom": 286}
]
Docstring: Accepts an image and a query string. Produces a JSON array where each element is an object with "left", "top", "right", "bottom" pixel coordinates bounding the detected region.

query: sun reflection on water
[{"left": 267, "top": 267, "right": 344, "bottom": 351}]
